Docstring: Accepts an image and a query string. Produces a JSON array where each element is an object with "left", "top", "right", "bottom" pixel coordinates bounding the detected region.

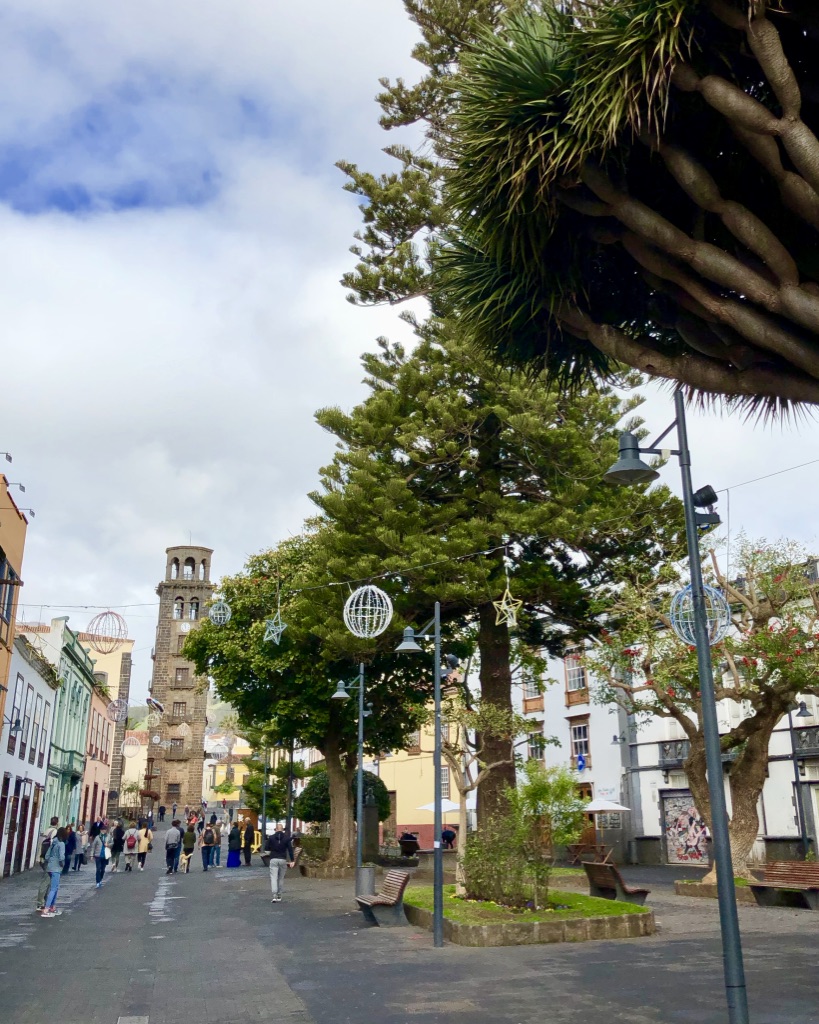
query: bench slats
[{"left": 357, "top": 869, "right": 410, "bottom": 909}]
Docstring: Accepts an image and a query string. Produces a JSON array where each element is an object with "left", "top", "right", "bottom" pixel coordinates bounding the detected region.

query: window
[
  {"left": 441, "top": 721, "right": 450, "bottom": 743},
  {"left": 570, "top": 717, "right": 590, "bottom": 767},
  {"left": 170, "top": 737, "right": 184, "bottom": 752},
  {"left": 167, "top": 782, "right": 182, "bottom": 800},
  {"left": 7, "top": 673, "right": 23, "bottom": 754},
  {"left": 29, "top": 695, "right": 43, "bottom": 765},
  {"left": 441, "top": 766, "right": 450, "bottom": 800},
  {"left": 199, "top": 560, "right": 207, "bottom": 581},
  {"left": 406, "top": 730, "right": 421, "bottom": 754},
  {"left": 175, "top": 667, "right": 189, "bottom": 685},
  {"left": 170, "top": 558, "right": 179, "bottom": 580},
  {"left": 523, "top": 676, "right": 540, "bottom": 699},
  {"left": 183, "top": 558, "right": 195, "bottom": 580},
  {"left": 19, "top": 684, "right": 33, "bottom": 760},
  {"left": 172, "top": 701, "right": 187, "bottom": 718},
  {"left": 189, "top": 599, "right": 199, "bottom": 621},
  {"left": 173, "top": 598, "right": 184, "bottom": 620},
  {"left": 177, "top": 636, "right": 186, "bottom": 654},
  {"left": 527, "top": 730, "right": 545, "bottom": 761},
  {"left": 39, "top": 702, "right": 50, "bottom": 768},
  {"left": 565, "top": 655, "right": 587, "bottom": 691}
]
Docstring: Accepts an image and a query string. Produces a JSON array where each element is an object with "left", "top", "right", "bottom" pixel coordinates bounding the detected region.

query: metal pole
[
  {"left": 286, "top": 736, "right": 295, "bottom": 835},
  {"left": 433, "top": 601, "right": 444, "bottom": 948},
  {"left": 261, "top": 748, "right": 267, "bottom": 837},
  {"left": 787, "top": 710, "right": 810, "bottom": 857},
  {"left": 675, "top": 389, "right": 749, "bottom": 1024},
  {"left": 356, "top": 662, "right": 365, "bottom": 875}
]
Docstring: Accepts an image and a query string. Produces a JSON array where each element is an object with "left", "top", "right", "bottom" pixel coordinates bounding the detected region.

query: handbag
[
  {"left": 103, "top": 846, "right": 111, "bottom": 861},
  {"left": 147, "top": 842, "right": 153, "bottom": 852}
]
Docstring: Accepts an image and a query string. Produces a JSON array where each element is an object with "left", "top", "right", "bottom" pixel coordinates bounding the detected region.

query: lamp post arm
[{"left": 674, "top": 388, "right": 749, "bottom": 1024}]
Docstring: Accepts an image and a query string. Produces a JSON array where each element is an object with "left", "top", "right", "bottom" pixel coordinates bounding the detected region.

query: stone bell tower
[{"left": 148, "top": 545, "right": 214, "bottom": 812}]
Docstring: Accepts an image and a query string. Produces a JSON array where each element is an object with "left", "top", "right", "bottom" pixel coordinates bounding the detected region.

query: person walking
[
  {"left": 171, "top": 801, "right": 177, "bottom": 820},
  {"left": 91, "top": 824, "right": 109, "bottom": 889},
  {"left": 242, "top": 819, "right": 254, "bottom": 866},
  {"left": 123, "top": 822, "right": 139, "bottom": 871},
  {"left": 41, "top": 827, "right": 67, "bottom": 917},
  {"left": 211, "top": 821, "right": 222, "bottom": 867},
  {"left": 62, "top": 825, "right": 76, "bottom": 875},
  {"left": 265, "top": 824, "right": 295, "bottom": 903},
  {"left": 137, "top": 822, "right": 153, "bottom": 871},
  {"left": 164, "top": 819, "right": 182, "bottom": 874},
  {"left": 227, "top": 823, "right": 242, "bottom": 868},
  {"left": 183, "top": 804, "right": 190, "bottom": 821},
  {"left": 181, "top": 823, "right": 197, "bottom": 872},
  {"left": 110, "top": 822, "right": 125, "bottom": 872},
  {"left": 158, "top": 804, "right": 166, "bottom": 823},
  {"left": 200, "top": 821, "right": 216, "bottom": 871},
  {"left": 147, "top": 809, "right": 154, "bottom": 830},
  {"left": 36, "top": 816, "right": 60, "bottom": 911},
  {"left": 73, "top": 824, "right": 87, "bottom": 871}
]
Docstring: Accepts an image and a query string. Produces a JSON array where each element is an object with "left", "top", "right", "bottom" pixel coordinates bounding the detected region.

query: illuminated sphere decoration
[
  {"left": 343, "top": 584, "right": 394, "bottom": 639},
  {"left": 146, "top": 711, "right": 163, "bottom": 727},
  {"left": 210, "top": 743, "right": 229, "bottom": 762},
  {"left": 86, "top": 610, "right": 129, "bottom": 655},
  {"left": 670, "top": 585, "right": 731, "bottom": 647},
  {"left": 121, "top": 736, "right": 141, "bottom": 759},
  {"left": 152, "top": 734, "right": 162, "bottom": 745},
  {"left": 209, "top": 599, "right": 232, "bottom": 626},
  {"left": 106, "top": 698, "right": 129, "bottom": 723}
]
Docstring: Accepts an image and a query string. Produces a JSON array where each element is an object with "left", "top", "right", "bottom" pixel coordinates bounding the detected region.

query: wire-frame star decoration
[
  {"left": 264, "top": 612, "right": 287, "bottom": 644},
  {"left": 493, "top": 586, "right": 522, "bottom": 627}
]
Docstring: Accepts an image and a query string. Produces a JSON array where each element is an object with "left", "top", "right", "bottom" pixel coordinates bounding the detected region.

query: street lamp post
[
  {"left": 396, "top": 603, "right": 459, "bottom": 949},
  {"left": 604, "top": 389, "right": 749, "bottom": 1024},
  {"left": 788, "top": 701, "right": 812, "bottom": 857},
  {"left": 286, "top": 737, "right": 295, "bottom": 834},
  {"left": 331, "top": 663, "right": 369, "bottom": 888}
]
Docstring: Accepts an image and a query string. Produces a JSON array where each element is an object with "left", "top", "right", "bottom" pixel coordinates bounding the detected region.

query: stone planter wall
[
  {"left": 299, "top": 860, "right": 358, "bottom": 880},
  {"left": 404, "top": 903, "right": 654, "bottom": 947},
  {"left": 674, "top": 880, "right": 756, "bottom": 904}
]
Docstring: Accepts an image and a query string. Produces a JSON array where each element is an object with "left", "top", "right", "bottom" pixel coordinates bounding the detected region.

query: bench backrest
[
  {"left": 380, "top": 869, "right": 411, "bottom": 901},
  {"left": 763, "top": 861, "right": 819, "bottom": 886},
  {"left": 583, "top": 862, "right": 619, "bottom": 889}
]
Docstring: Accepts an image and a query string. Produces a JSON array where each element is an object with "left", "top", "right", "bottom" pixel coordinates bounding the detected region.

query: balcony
[
  {"left": 793, "top": 726, "right": 819, "bottom": 758},
  {"left": 167, "top": 714, "right": 194, "bottom": 726},
  {"left": 658, "top": 740, "right": 690, "bottom": 769}
]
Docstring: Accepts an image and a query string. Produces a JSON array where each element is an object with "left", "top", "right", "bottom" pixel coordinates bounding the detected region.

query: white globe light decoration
[
  {"left": 106, "top": 698, "right": 129, "bottom": 723},
  {"left": 209, "top": 599, "right": 232, "bottom": 626},
  {"left": 85, "top": 610, "right": 129, "bottom": 655},
  {"left": 210, "top": 743, "right": 229, "bottom": 762},
  {"left": 121, "top": 736, "right": 141, "bottom": 759},
  {"left": 670, "top": 585, "right": 731, "bottom": 646},
  {"left": 343, "top": 585, "right": 394, "bottom": 639},
  {"left": 152, "top": 734, "right": 162, "bottom": 745},
  {"left": 146, "top": 711, "right": 163, "bottom": 727}
]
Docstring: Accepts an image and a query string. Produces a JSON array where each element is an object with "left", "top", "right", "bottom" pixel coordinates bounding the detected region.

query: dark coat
[
  {"left": 228, "top": 826, "right": 242, "bottom": 852},
  {"left": 111, "top": 826, "right": 125, "bottom": 854},
  {"left": 243, "top": 823, "right": 254, "bottom": 848},
  {"left": 64, "top": 830, "right": 77, "bottom": 856}
]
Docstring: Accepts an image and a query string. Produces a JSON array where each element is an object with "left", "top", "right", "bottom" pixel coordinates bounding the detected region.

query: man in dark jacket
[
  {"left": 242, "top": 820, "right": 254, "bottom": 866},
  {"left": 265, "top": 824, "right": 295, "bottom": 903}
]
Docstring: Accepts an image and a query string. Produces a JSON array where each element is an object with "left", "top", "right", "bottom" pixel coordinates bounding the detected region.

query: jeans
[
  {"left": 201, "top": 846, "right": 212, "bottom": 870},
  {"left": 95, "top": 857, "right": 107, "bottom": 884},
  {"left": 212, "top": 843, "right": 221, "bottom": 866},
  {"left": 111, "top": 851, "right": 121, "bottom": 870},
  {"left": 166, "top": 846, "right": 178, "bottom": 871},
  {"left": 269, "top": 858, "right": 288, "bottom": 895},
  {"left": 174, "top": 844, "right": 182, "bottom": 871},
  {"left": 45, "top": 870, "right": 61, "bottom": 909},
  {"left": 73, "top": 853, "right": 84, "bottom": 870}
]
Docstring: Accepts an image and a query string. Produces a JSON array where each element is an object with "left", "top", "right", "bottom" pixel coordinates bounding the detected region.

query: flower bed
[{"left": 403, "top": 884, "right": 654, "bottom": 946}]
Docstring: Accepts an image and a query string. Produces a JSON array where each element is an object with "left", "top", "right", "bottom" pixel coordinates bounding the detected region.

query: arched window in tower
[
  {"left": 199, "top": 560, "right": 207, "bottom": 581},
  {"left": 183, "top": 557, "right": 195, "bottom": 580},
  {"left": 173, "top": 597, "right": 184, "bottom": 620},
  {"left": 189, "top": 598, "right": 199, "bottom": 621},
  {"left": 170, "top": 558, "right": 179, "bottom": 580}
]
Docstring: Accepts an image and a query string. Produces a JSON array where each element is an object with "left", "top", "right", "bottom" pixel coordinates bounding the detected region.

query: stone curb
[
  {"left": 674, "top": 880, "right": 757, "bottom": 904},
  {"left": 404, "top": 902, "right": 655, "bottom": 946}
]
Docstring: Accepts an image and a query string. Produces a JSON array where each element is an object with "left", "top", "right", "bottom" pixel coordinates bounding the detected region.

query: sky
[{"left": 2, "top": 1, "right": 818, "bottom": 702}]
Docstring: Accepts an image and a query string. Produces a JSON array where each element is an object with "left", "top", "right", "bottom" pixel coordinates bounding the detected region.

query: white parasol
[{"left": 417, "top": 798, "right": 460, "bottom": 814}]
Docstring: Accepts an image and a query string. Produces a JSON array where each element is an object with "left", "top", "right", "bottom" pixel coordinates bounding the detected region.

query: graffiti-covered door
[{"left": 662, "top": 791, "right": 710, "bottom": 865}]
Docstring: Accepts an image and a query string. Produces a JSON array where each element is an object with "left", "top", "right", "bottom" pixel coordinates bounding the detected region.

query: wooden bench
[
  {"left": 750, "top": 861, "right": 819, "bottom": 910},
  {"left": 355, "top": 869, "right": 411, "bottom": 926},
  {"left": 583, "top": 862, "right": 650, "bottom": 906}
]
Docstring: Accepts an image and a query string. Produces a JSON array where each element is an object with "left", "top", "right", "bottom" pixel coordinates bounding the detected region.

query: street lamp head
[
  {"left": 395, "top": 626, "right": 424, "bottom": 654},
  {"left": 331, "top": 681, "right": 351, "bottom": 702},
  {"left": 796, "top": 700, "right": 811, "bottom": 718},
  {"left": 603, "top": 433, "right": 659, "bottom": 486},
  {"left": 9, "top": 717, "right": 21, "bottom": 736},
  {"left": 692, "top": 484, "right": 719, "bottom": 509}
]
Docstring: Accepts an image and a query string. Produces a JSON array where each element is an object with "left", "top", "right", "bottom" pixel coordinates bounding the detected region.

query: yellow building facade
[{"left": 0, "top": 476, "right": 28, "bottom": 726}]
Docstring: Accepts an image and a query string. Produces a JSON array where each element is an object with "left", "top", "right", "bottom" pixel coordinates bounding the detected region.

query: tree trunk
[
  {"left": 476, "top": 602, "right": 516, "bottom": 823},
  {"left": 324, "top": 736, "right": 355, "bottom": 866}
]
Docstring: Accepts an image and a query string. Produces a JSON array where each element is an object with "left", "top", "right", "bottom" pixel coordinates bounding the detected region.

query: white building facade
[
  {"left": 517, "top": 651, "right": 819, "bottom": 866},
  {"left": 0, "top": 636, "right": 59, "bottom": 876}
]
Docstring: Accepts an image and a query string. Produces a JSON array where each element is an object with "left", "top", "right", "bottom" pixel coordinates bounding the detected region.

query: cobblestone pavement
[{"left": 0, "top": 839, "right": 817, "bottom": 1024}]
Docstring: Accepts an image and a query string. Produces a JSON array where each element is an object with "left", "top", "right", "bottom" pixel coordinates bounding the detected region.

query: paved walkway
[{"left": 0, "top": 841, "right": 817, "bottom": 1024}]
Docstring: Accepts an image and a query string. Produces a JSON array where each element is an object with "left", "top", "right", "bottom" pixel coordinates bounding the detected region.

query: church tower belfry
[{"left": 148, "top": 545, "right": 214, "bottom": 812}]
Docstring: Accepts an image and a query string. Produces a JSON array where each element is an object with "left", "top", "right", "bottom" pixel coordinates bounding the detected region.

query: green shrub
[
  {"left": 299, "top": 836, "right": 331, "bottom": 861},
  {"left": 293, "top": 768, "right": 391, "bottom": 823}
]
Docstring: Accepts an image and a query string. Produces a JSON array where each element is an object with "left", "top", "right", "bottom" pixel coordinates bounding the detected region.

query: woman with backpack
[
  {"left": 137, "top": 822, "right": 153, "bottom": 871},
  {"left": 91, "top": 823, "right": 109, "bottom": 889},
  {"left": 199, "top": 821, "right": 216, "bottom": 871},
  {"left": 123, "top": 821, "right": 139, "bottom": 871},
  {"left": 41, "top": 827, "right": 67, "bottom": 917}
]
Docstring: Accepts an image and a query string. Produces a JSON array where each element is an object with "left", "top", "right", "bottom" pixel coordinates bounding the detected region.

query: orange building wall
[{"left": 0, "top": 476, "right": 28, "bottom": 727}]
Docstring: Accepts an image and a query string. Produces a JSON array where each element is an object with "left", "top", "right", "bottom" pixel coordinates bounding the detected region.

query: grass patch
[
  {"left": 404, "top": 884, "right": 648, "bottom": 924},
  {"left": 677, "top": 877, "right": 751, "bottom": 886},
  {"left": 551, "top": 866, "right": 584, "bottom": 878}
]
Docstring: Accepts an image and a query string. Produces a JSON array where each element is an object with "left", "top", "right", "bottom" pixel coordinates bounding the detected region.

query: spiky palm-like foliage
[{"left": 442, "top": 0, "right": 819, "bottom": 413}]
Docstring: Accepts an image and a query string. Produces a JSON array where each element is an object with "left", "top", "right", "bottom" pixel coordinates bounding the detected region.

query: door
[
  {"left": 13, "top": 787, "right": 30, "bottom": 874},
  {"left": 3, "top": 779, "right": 21, "bottom": 877},
  {"left": 662, "top": 791, "right": 709, "bottom": 865}
]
